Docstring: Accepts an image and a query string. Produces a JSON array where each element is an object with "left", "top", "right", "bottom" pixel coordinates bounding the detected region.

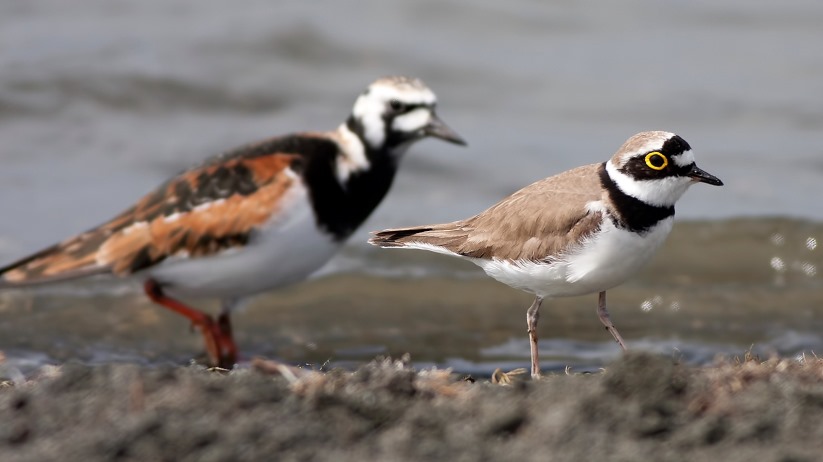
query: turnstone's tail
[{"left": 0, "top": 237, "right": 109, "bottom": 287}]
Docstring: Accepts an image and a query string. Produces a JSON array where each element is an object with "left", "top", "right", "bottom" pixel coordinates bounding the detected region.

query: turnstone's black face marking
[
  {"left": 309, "top": 77, "right": 465, "bottom": 239},
  {"left": 348, "top": 76, "right": 465, "bottom": 155}
]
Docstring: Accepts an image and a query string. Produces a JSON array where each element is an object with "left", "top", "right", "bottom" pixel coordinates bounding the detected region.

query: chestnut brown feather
[{"left": 0, "top": 152, "right": 299, "bottom": 285}]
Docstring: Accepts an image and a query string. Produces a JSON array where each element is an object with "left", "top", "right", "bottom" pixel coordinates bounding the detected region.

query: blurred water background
[{"left": 1, "top": 0, "right": 822, "bottom": 376}]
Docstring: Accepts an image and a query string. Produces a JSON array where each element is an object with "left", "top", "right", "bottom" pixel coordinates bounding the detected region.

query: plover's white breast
[{"left": 475, "top": 215, "right": 674, "bottom": 299}]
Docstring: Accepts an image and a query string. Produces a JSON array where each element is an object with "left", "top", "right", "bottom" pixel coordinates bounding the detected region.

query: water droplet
[
  {"left": 800, "top": 262, "right": 817, "bottom": 277},
  {"left": 640, "top": 300, "right": 654, "bottom": 312},
  {"left": 770, "top": 233, "right": 785, "bottom": 246},
  {"left": 669, "top": 301, "right": 681, "bottom": 312},
  {"left": 770, "top": 256, "right": 786, "bottom": 272},
  {"left": 806, "top": 237, "right": 817, "bottom": 251}
]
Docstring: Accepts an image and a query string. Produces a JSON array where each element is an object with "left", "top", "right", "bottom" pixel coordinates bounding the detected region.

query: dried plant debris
[
  {"left": 491, "top": 367, "right": 528, "bottom": 385},
  {"left": 253, "top": 354, "right": 471, "bottom": 399}
]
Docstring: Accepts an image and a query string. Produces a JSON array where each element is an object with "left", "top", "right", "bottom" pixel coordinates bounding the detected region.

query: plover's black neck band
[{"left": 598, "top": 163, "right": 674, "bottom": 233}]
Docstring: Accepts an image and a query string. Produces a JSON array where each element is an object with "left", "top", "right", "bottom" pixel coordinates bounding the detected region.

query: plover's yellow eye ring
[{"left": 645, "top": 152, "right": 668, "bottom": 170}]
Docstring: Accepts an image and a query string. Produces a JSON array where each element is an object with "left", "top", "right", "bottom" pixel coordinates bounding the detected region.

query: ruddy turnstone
[
  {"left": 0, "top": 76, "right": 466, "bottom": 368},
  {"left": 370, "top": 131, "right": 722, "bottom": 378}
]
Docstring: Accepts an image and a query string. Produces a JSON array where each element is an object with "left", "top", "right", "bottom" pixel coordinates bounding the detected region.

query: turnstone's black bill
[
  {"left": 370, "top": 131, "right": 722, "bottom": 379},
  {"left": 0, "top": 76, "right": 465, "bottom": 368}
]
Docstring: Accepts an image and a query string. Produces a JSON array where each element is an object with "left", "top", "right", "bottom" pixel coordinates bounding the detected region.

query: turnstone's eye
[
  {"left": 389, "top": 99, "right": 404, "bottom": 112},
  {"left": 645, "top": 151, "right": 668, "bottom": 170}
]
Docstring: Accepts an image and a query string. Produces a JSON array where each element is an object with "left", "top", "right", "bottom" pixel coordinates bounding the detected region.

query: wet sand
[{"left": 2, "top": 352, "right": 823, "bottom": 461}]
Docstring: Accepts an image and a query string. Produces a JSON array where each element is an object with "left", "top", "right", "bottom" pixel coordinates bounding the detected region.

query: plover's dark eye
[
  {"left": 644, "top": 151, "right": 669, "bottom": 170},
  {"left": 389, "top": 99, "right": 404, "bottom": 112}
]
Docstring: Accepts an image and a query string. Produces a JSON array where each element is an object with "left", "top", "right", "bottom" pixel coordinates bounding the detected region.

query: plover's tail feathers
[
  {"left": 369, "top": 227, "right": 432, "bottom": 248},
  {"left": 369, "top": 222, "right": 473, "bottom": 257}
]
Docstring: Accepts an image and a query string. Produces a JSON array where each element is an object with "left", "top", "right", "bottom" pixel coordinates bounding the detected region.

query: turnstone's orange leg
[
  {"left": 143, "top": 279, "right": 237, "bottom": 368},
  {"left": 597, "top": 291, "right": 627, "bottom": 351},
  {"left": 217, "top": 302, "right": 238, "bottom": 366},
  {"left": 526, "top": 296, "right": 543, "bottom": 379}
]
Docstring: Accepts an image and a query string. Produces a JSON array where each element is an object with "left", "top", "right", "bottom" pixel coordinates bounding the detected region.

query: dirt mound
[{"left": 2, "top": 353, "right": 823, "bottom": 461}]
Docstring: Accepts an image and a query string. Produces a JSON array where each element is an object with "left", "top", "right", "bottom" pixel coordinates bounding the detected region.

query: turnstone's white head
[
  {"left": 605, "top": 131, "right": 723, "bottom": 208},
  {"left": 347, "top": 76, "right": 466, "bottom": 155}
]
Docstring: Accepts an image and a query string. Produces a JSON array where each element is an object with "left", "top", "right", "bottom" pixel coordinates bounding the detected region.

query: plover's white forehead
[
  {"left": 365, "top": 76, "right": 437, "bottom": 105},
  {"left": 610, "top": 131, "right": 681, "bottom": 167}
]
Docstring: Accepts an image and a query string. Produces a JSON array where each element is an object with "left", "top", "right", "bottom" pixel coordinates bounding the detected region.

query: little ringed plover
[{"left": 370, "top": 131, "right": 722, "bottom": 378}]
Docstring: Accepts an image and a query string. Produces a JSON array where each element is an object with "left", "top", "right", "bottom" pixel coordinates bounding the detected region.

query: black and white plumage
[
  {"left": 371, "top": 131, "right": 722, "bottom": 378},
  {"left": 0, "top": 76, "right": 466, "bottom": 368}
]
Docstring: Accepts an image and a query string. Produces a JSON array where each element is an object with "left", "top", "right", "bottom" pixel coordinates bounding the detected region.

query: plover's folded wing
[{"left": 371, "top": 164, "right": 606, "bottom": 262}]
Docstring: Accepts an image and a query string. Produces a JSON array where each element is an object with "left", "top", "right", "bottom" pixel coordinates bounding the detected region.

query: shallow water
[
  {"left": 2, "top": 219, "right": 821, "bottom": 376},
  {"left": 1, "top": 1, "right": 823, "bottom": 375}
]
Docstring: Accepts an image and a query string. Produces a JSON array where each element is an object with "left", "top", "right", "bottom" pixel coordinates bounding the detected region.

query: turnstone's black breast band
[
  {"left": 212, "top": 134, "right": 398, "bottom": 242},
  {"left": 302, "top": 140, "right": 397, "bottom": 242},
  {"left": 598, "top": 163, "right": 674, "bottom": 233}
]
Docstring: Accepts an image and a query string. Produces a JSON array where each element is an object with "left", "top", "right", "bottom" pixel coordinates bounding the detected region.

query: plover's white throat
[
  {"left": 370, "top": 131, "right": 722, "bottom": 379},
  {"left": 0, "top": 76, "right": 466, "bottom": 368}
]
